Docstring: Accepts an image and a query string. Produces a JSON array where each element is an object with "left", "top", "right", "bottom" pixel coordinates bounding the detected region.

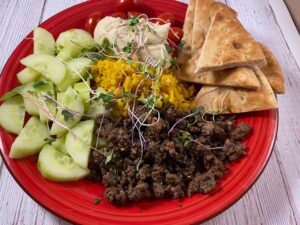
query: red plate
[{"left": 0, "top": 0, "right": 278, "bottom": 224}]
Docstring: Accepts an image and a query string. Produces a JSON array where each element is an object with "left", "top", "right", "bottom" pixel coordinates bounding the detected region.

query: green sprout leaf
[
  {"left": 33, "top": 80, "right": 49, "bottom": 89},
  {"left": 0, "top": 86, "right": 23, "bottom": 101},
  {"left": 98, "top": 92, "right": 114, "bottom": 103},
  {"left": 122, "top": 42, "right": 133, "bottom": 54},
  {"left": 105, "top": 150, "right": 114, "bottom": 165},
  {"left": 165, "top": 44, "right": 174, "bottom": 54},
  {"left": 122, "top": 89, "right": 137, "bottom": 99},
  {"left": 177, "top": 131, "right": 193, "bottom": 147},
  {"left": 128, "top": 16, "right": 139, "bottom": 27},
  {"left": 44, "top": 137, "right": 55, "bottom": 144},
  {"left": 93, "top": 198, "right": 102, "bottom": 205},
  {"left": 61, "top": 109, "right": 74, "bottom": 121}
]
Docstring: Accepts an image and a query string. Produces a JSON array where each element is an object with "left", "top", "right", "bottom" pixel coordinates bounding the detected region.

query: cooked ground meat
[{"left": 88, "top": 105, "right": 252, "bottom": 205}]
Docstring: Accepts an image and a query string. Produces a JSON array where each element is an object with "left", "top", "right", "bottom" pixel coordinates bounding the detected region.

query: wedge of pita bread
[
  {"left": 195, "top": 67, "right": 278, "bottom": 114},
  {"left": 177, "top": 51, "right": 260, "bottom": 89},
  {"left": 260, "top": 43, "right": 285, "bottom": 94},
  {"left": 195, "top": 12, "right": 266, "bottom": 73},
  {"left": 191, "top": 0, "right": 237, "bottom": 53},
  {"left": 177, "top": 0, "right": 196, "bottom": 64}
]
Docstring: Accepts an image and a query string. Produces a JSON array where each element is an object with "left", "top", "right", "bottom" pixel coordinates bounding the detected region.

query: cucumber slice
[
  {"left": 56, "top": 58, "right": 93, "bottom": 92},
  {"left": 38, "top": 145, "right": 90, "bottom": 182},
  {"left": 33, "top": 27, "right": 55, "bottom": 55},
  {"left": 74, "top": 82, "right": 90, "bottom": 109},
  {"left": 56, "top": 29, "right": 95, "bottom": 53},
  {"left": 51, "top": 136, "right": 68, "bottom": 155},
  {"left": 0, "top": 95, "right": 25, "bottom": 134},
  {"left": 36, "top": 81, "right": 56, "bottom": 123},
  {"left": 65, "top": 120, "right": 95, "bottom": 168},
  {"left": 9, "top": 116, "right": 50, "bottom": 159},
  {"left": 50, "top": 86, "right": 84, "bottom": 136},
  {"left": 87, "top": 88, "right": 107, "bottom": 118},
  {"left": 20, "top": 54, "right": 66, "bottom": 85},
  {"left": 21, "top": 82, "right": 39, "bottom": 116},
  {"left": 56, "top": 41, "right": 82, "bottom": 62},
  {"left": 17, "top": 68, "right": 40, "bottom": 84}
]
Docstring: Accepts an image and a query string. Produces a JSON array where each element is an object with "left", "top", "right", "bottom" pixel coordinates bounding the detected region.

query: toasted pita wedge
[
  {"left": 195, "top": 12, "right": 266, "bottom": 73},
  {"left": 177, "top": 0, "right": 196, "bottom": 64},
  {"left": 195, "top": 67, "right": 278, "bottom": 114},
  {"left": 177, "top": 51, "right": 260, "bottom": 89},
  {"left": 260, "top": 43, "right": 285, "bottom": 94},
  {"left": 191, "top": 0, "right": 237, "bottom": 53}
]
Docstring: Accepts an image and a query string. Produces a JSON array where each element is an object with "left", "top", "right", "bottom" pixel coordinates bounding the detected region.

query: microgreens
[
  {"left": 44, "top": 137, "right": 55, "bottom": 144},
  {"left": 128, "top": 16, "right": 139, "bottom": 27},
  {"left": 122, "top": 89, "right": 137, "bottom": 99},
  {"left": 98, "top": 92, "right": 114, "bottom": 103},
  {"left": 165, "top": 44, "right": 174, "bottom": 54},
  {"left": 177, "top": 131, "right": 193, "bottom": 147},
  {"left": 61, "top": 109, "right": 74, "bottom": 121},
  {"left": 105, "top": 149, "right": 114, "bottom": 164},
  {"left": 122, "top": 42, "right": 133, "bottom": 54},
  {"left": 33, "top": 80, "right": 49, "bottom": 89}
]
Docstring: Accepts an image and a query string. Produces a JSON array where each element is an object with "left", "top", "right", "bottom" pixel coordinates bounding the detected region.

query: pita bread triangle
[
  {"left": 195, "top": 12, "right": 266, "bottom": 73},
  {"left": 259, "top": 43, "right": 285, "bottom": 94},
  {"left": 195, "top": 66, "right": 278, "bottom": 114},
  {"left": 191, "top": 0, "right": 237, "bottom": 53},
  {"left": 177, "top": 0, "right": 196, "bottom": 64},
  {"left": 177, "top": 51, "right": 260, "bottom": 89}
]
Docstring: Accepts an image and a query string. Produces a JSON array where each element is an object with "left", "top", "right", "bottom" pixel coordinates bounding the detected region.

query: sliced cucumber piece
[
  {"left": 56, "top": 29, "right": 95, "bottom": 52},
  {"left": 74, "top": 82, "right": 90, "bottom": 109},
  {"left": 65, "top": 120, "right": 94, "bottom": 168},
  {"left": 56, "top": 58, "right": 93, "bottom": 92},
  {"left": 38, "top": 145, "right": 90, "bottom": 182},
  {"left": 51, "top": 136, "right": 68, "bottom": 155},
  {"left": 9, "top": 116, "right": 50, "bottom": 159},
  {"left": 56, "top": 41, "right": 82, "bottom": 62},
  {"left": 87, "top": 88, "right": 107, "bottom": 118},
  {"left": 36, "top": 81, "right": 56, "bottom": 123},
  {"left": 0, "top": 95, "right": 25, "bottom": 134},
  {"left": 17, "top": 68, "right": 40, "bottom": 84},
  {"left": 33, "top": 27, "right": 55, "bottom": 55},
  {"left": 20, "top": 54, "right": 66, "bottom": 85},
  {"left": 21, "top": 82, "right": 39, "bottom": 116},
  {"left": 50, "top": 86, "right": 84, "bottom": 136}
]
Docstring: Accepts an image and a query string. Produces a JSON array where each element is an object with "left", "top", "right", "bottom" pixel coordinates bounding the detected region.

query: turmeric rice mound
[{"left": 92, "top": 59, "right": 195, "bottom": 115}]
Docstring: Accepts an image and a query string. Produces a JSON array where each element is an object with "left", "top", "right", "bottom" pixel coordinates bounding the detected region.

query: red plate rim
[{"left": 0, "top": 0, "right": 279, "bottom": 224}]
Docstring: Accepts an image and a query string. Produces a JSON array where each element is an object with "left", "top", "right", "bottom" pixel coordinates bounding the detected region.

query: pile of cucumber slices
[{"left": 0, "top": 27, "right": 106, "bottom": 182}]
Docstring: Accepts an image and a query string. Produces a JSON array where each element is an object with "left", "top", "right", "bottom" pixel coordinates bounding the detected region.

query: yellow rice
[{"left": 92, "top": 59, "right": 195, "bottom": 116}]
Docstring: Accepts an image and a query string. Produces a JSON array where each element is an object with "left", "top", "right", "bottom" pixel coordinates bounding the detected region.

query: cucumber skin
[
  {"left": 0, "top": 95, "right": 25, "bottom": 135},
  {"left": 65, "top": 120, "right": 95, "bottom": 168},
  {"left": 9, "top": 116, "right": 50, "bottom": 159},
  {"left": 38, "top": 145, "right": 90, "bottom": 182}
]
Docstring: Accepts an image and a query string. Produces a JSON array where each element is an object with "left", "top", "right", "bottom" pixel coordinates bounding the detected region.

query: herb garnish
[
  {"left": 165, "top": 44, "right": 174, "bottom": 54},
  {"left": 129, "top": 16, "right": 139, "bottom": 27},
  {"left": 93, "top": 198, "right": 102, "bottom": 205},
  {"left": 33, "top": 80, "right": 49, "bottom": 89},
  {"left": 177, "top": 131, "right": 193, "bottom": 147},
  {"left": 123, "top": 42, "right": 133, "bottom": 54},
  {"left": 61, "top": 109, "right": 74, "bottom": 121},
  {"left": 105, "top": 149, "right": 114, "bottom": 164}
]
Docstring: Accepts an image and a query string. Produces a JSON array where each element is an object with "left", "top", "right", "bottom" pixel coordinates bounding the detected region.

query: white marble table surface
[{"left": 0, "top": 0, "right": 300, "bottom": 224}]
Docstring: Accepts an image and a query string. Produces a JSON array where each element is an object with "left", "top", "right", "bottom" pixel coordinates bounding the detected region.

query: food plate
[{"left": 0, "top": 0, "right": 278, "bottom": 224}]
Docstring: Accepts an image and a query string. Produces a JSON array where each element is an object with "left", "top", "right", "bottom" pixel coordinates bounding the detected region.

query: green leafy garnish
[
  {"left": 170, "top": 58, "right": 178, "bottom": 66},
  {"left": 0, "top": 86, "right": 23, "bottom": 101},
  {"left": 33, "top": 80, "right": 49, "bottom": 89},
  {"left": 93, "top": 198, "right": 102, "bottom": 205},
  {"left": 122, "top": 89, "right": 137, "bottom": 99},
  {"left": 105, "top": 150, "right": 114, "bottom": 164},
  {"left": 123, "top": 42, "right": 133, "bottom": 54},
  {"left": 44, "top": 137, "right": 55, "bottom": 144},
  {"left": 165, "top": 44, "right": 174, "bottom": 54},
  {"left": 177, "top": 131, "right": 192, "bottom": 147},
  {"left": 128, "top": 16, "right": 139, "bottom": 27},
  {"left": 98, "top": 92, "right": 114, "bottom": 103},
  {"left": 144, "top": 95, "right": 156, "bottom": 109},
  {"left": 61, "top": 109, "right": 74, "bottom": 121}
]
